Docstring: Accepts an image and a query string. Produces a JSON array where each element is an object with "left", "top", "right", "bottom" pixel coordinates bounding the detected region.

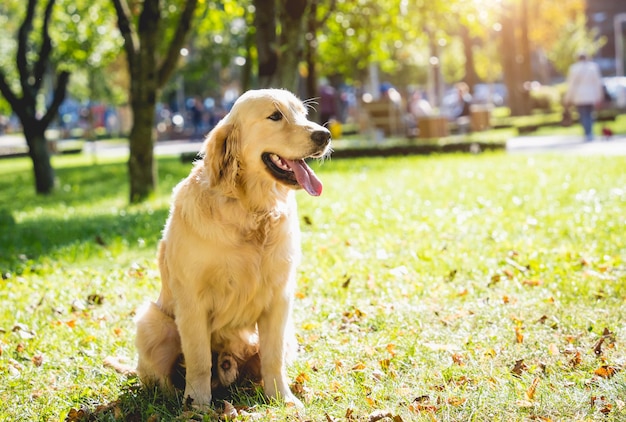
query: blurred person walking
[{"left": 564, "top": 52, "right": 604, "bottom": 141}]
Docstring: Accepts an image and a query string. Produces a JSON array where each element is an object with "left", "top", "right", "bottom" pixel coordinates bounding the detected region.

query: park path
[
  {"left": 2, "top": 132, "right": 626, "bottom": 158},
  {"left": 505, "top": 133, "right": 626, "bottom": 155}
]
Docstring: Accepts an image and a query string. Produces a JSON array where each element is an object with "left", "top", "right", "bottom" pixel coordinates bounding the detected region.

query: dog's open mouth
[{"left": 262, "top": 152, "right": 324, "bottom": 196}]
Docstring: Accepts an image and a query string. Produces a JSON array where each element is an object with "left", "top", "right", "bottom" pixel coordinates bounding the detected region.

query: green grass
[{"left": 1, "top": 151, "right": 625, "bottom": 421}]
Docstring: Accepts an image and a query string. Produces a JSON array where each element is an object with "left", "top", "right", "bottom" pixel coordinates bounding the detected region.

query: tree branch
[
  {"left": 111, "top": 0, "right": 139, "bottom": 69},
  {"left": 18, "top": 0, "right": 37, "bottom": 103},
  {"left": 319, "top": 0, "right": 336, "bottom": 26},
  {"left": 40, "top": 70, "right": 70, "bottom": 129},
  {"left": 157, "top": 0, "right": 198, "bottom": 87},
  {"left": 33, "top": 0, "right": 57, "bottom": 93},
  {"left": 0, "top": 70, "right": 24, "bottom": 122}
]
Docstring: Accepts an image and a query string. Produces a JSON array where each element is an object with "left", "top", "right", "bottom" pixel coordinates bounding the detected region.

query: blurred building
[{"left": 586, "top": 0, "right": 626, "bottom": 75}]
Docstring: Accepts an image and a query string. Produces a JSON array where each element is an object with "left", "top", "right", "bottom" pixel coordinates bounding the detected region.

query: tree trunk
[
  {"left": 460, "top": 25, "right": 479, "bottom": 93},
  {"left": 500, "top": 4, "right": 523, "bottom": 116},
  {"left": 254, "top": 0, "right": 278, "bottom": 88},
  {"left": 305, "top": 2, "right": 318, "bottom": 121},
  {"left": 276, "top": 0, "right": 307, "bottom": 92},
  {"left": 518, "top": 0, "right": 532, "bottom": 115},
  {"left": 128, "top": 99, "right": 157, "bottom": 202},
  {"left": 113, "top": 0, "right": 197, "bottom": 203},
  {"left": 24, "top": 124, "right": 55, "bottom": 194}
]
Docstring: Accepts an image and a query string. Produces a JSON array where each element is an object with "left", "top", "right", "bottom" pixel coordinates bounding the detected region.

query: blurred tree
[
  {"left": 548, "top": 14, "right": 606, "bottom": 77},
  {"left": 163, "top": 1, "right": 247, "bottom": 105},
  {"left": 0, "top": 0, "right": 70, "bottom": 195},
  {"left": 303, "top": 0, "right": 336, "bottom": 118},
  {"left": 253, "top": 0, "right": 308, "bottom": 92},
  {"left": 0, "top": 0, "right": 125, "bottom": 193},
  {"left": 112, "top": 0, "right": 198, "bottom": 203}
]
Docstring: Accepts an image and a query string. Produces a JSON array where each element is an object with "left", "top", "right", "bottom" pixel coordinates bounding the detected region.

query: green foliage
[
  {"left": 1, "top": 150, "right": 625, "bottom": 420},
  {"left": 0, "top": 0, "right": 124, "bottom": 106},
  {"left": 548, "top": 14, "right": 607, "bottom": 76}
]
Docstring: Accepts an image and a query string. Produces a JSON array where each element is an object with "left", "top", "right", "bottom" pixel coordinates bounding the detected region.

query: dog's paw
[{"left": 217, "top": 352, "right": 239, "bottom": 386}]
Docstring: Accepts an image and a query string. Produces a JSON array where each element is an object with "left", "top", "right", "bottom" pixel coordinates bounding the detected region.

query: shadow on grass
[
  {"left": 65, "top": 378, "right": 268, "bottom": 421},
  {"left": 0, "top": 208, "right": 169, "bottom": 274},
  {"left": 0, "top": 157, "right": 188, "bottom": 274}
]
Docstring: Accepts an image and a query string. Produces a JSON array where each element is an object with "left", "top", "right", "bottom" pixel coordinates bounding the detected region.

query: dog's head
[{"left": 202, "top": 89, "right": 332, "bottom": 198}]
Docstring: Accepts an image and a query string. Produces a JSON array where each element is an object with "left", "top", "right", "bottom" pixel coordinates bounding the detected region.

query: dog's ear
[{"left": 202, "top": 120, "right": 240, "bottom": 192}]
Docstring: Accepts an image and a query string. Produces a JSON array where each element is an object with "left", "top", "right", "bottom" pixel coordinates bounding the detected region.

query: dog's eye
[{"left": 268, "top": 111, "right": 283, "bottom": 121}]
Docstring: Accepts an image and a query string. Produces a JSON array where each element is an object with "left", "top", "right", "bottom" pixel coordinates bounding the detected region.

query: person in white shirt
[{"left": 564, "top": 52, "right": 604, "bottom": 141}]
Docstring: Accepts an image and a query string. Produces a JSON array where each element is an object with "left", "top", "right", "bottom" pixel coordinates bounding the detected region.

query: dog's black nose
[{"left": 311, "top": 129, "right": 331, "bottom": 146}]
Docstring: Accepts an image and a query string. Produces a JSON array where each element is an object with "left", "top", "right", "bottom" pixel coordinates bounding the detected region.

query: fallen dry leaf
[
  {"left": 367, "top": 409, "right": 394, "bottom": 422},
  {"left": 451, "top": 353, "right": 465, "bottom": 366},
  {"left": 408, "top": 402, "right": 438, "bottom": 413},
  {"left": 569, "top": 351, "right": 582, "bottom": 368},
  {"left": 526, "top": 377, "right": 540, "bottom": 401},
  {"left": 548, "top": 343, "right": 559, "bottom": 356},
  {"left": 594, "top": 365, "right": 619, "bottom": 379},
  {"left": 515, "top": 399, "right": 534, "bottom": 408},
  {"left": 222, "top": 400, "right": 238, "bottom": 419},
  {"left": 32, "top": 353, "right": 44, "bottom": 367},
  {"left": 446, "top": 397, "right": 466, "bottom": 406},
  {"left": 511, "top": 359, "right": 528, "bottom": 377}
]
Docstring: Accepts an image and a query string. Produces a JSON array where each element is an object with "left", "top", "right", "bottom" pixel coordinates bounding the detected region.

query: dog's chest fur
[{"left": 163, "top": 180, "right": 299, "bottom": 341}]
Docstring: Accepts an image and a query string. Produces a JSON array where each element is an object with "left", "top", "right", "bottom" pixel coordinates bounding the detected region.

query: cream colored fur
[{"left": 134, "top": 89, "right": 331, "bottom": 409}]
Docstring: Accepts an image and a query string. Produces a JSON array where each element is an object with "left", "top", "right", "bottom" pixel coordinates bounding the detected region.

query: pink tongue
[{"left": 283, "top": 158, "right": 323, "bottom": 196}]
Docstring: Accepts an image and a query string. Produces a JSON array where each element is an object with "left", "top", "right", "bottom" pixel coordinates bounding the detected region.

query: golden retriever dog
[{"left": 134, "top": 89, "right": 331, "bottom": 409}]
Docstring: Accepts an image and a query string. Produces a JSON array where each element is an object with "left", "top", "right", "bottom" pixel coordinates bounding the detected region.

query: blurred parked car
[{"left": 602, "top": 77, "right": 626, "bottom": 108}]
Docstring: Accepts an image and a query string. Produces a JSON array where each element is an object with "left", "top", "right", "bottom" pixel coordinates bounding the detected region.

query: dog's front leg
[
  {"left": 257, "top": 295, "right": 303, "bottom": 408},
  {"left": 175, "top": 304, "right": 213, "bottom": 409}
]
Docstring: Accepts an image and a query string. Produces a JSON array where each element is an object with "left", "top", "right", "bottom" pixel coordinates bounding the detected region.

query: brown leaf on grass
[
  {"left": 87, "top": 294, "right": 104, "bottom": 305},
  {"left": 12, "top": 323, "right": 35, "bottom": 339},
  {"left": 511, "top": 359, "right": 528, "bottom": 377},
  {"left": 32, "top": 353, "right": 44, "bottom": 367},
  {"left": 367, "top": 409, "right": 395, "bottom": 422},
  {"left": 522, "top": 279, "right": 542, "bottom": 287},
  {"left": 594, "top": 365, "right": 620, "bottom": 379},
  {"left": 488, "top": 274, "right": 501, "bottom": 287},
  {"left": 526, "top": 377, "right": 540, "bottom": 401},
  {"left": 515, "top": 325, "right": 524, "bottom": 344},
  {"left": 592, "top": 327, "right": 616, "bottom": 357},
  {"left": 446, "top": 397, "right": 466, "bottom": 406},
  {"left": 569, "top": 351, "right": 582, "bottom": 368},
  {"left": 592, "top": 337, "right": 605, "bottom": 357},
  {"left": 222, "top": 400, "right": 238, "bottom": 419},
  {"left": 451, "top": 353, "right": 465, "bottom": 366},
  {"left": 65, "top": 406, "right": 90, "bottom": 422},
  {"left": 408, "top": 402, "right": 438, "bottom": 413},
  {"left": 591, "top": 396, "right": 614, "bottom": 415}
]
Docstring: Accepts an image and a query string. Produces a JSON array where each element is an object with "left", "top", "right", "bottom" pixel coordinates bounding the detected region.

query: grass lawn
[{"left": 1, "top": 150, "right": 625, "bottom": 421}]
